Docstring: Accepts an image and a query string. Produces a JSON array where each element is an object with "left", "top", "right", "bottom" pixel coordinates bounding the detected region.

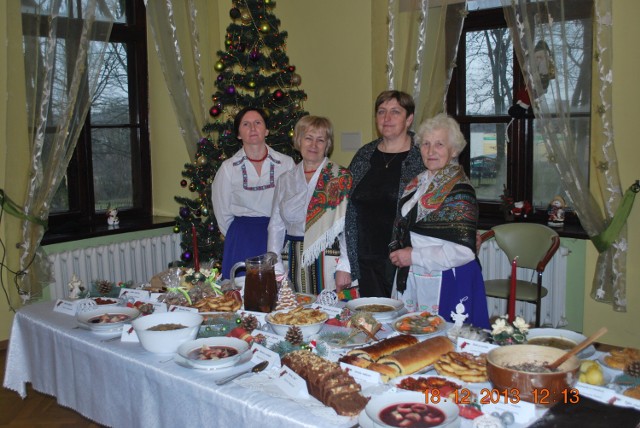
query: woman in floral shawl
[
  {"left": 267, "top": 116, "right": 352, "bottom": 295},
  {"left": 388, "top": 114, "right": 489, "bottom": 328}
]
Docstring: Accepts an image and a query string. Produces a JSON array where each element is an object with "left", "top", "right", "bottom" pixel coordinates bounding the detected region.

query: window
[
  {"left": 448, "top": 5, "right": 591, "bottom": 221},
  {"left": 28, "top": 0, "right": 151, "bottom": 234}
]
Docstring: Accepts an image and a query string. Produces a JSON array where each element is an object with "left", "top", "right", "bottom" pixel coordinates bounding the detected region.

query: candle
[
  {"left": 192, "top": 225, "right": 200, "bottom": 272},
  {"left": 508, "top": 257, "right": 517, "bottom": 322}
]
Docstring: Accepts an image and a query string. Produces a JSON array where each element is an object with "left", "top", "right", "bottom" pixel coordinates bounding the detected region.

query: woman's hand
[
  {"left": 389, "top": 248, "right": 412, "bottom": 268},
  {"left": 335, "top": 271, "right": 352, "bottom": 292}
]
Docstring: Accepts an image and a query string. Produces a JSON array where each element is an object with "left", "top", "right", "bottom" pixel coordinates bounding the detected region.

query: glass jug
[{"left": 230, "top": 252, "right": 278, "bottom": 313}]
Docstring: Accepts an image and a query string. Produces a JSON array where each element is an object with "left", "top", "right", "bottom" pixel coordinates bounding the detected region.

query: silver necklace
[{"left": 382, "top": 152, "right": 400, "bottom": 168}]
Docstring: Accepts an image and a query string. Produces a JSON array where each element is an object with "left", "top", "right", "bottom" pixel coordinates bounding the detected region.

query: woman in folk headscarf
[
  {"left": 388, "top": 113, "right": 489, "bottom": 328},
  {"left": 267, "top": 116, "right": 352, "bottom": 295}
]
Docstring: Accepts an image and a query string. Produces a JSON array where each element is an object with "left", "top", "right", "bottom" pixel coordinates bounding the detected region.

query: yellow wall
[
  {"left": 1, "top": 1, "right": 639, "bottom": 346},
  {"left": 582, "top": 0, "right": 640, "bottom": 346}
]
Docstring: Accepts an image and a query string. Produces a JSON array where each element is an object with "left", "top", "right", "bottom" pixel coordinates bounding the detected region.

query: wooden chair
[{"left": 480, "top": 223, "right": 560, "bottom": 327}]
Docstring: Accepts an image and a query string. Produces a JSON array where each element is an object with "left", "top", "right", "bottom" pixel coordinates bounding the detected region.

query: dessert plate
[{"left": 174, "top": 348, "right": 252, "bottom": 371}]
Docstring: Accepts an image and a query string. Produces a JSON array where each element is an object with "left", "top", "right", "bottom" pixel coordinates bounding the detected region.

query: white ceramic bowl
[
  {"left": 365, "top": 391, "right": 459, "bottom": 427},
  {"left": 266, "top": 308, "right": 328, "bottom": 340},
  {"left": 345, "top": 297, "right": 404, "bottom": 321},
  {"left": 132, "top": 312, "right": 203, "bottom": 354},
  {"left": 526, "top": 328, "right": 595, "bottom": 358},
  {"left": 177, "top": 337, "right": 250, "bottom": 369},
  {"left": 77, "top": 306, "right": 140, "bottom": 332}
]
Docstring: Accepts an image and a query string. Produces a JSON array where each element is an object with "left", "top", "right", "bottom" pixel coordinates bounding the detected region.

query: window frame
[
  {"left": 39, "top": 0, "right": 152, "bottom": 240},
  {"left": 447, "top": 6, "right": 588, "bottom": 233}
]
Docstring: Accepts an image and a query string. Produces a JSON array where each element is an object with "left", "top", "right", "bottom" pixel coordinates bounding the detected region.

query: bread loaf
[
  {"left": 377, "top": 336, "right": 454, "bottom": 377},
  {"left": 281, "top": 350, "right": 369, "bottom": 416},
  {"left": 346, "top": 334, "right": 418, "bottom": 361}
]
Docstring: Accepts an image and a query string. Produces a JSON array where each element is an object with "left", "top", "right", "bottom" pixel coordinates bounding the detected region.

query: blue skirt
[
  {"left": 439, "top": 260, "right": 490, "bottom": 329},
  {"left": 221, "top": 216, "right": 270, "bottom": 279}
]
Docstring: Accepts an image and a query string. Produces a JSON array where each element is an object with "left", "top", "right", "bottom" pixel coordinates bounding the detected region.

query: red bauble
[
  {"left": 273, "top": 89, "right": 284, "bottom": 100},
  {"left": 180, "top": 179, "right": 188, "bottom": 187},
  {"left": 209, "top": 106, "right": 221, "bottom": 117},
  {"left": 288, "top": 65, "right": 296, "bottom": 72}
]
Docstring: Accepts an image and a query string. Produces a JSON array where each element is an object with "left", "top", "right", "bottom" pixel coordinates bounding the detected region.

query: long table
[{"left": 3, "top": 301, "right": 354, "bottom": 428}]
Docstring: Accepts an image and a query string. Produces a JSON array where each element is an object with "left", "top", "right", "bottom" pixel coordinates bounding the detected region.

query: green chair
[{"left": 479, "top": 223, "right": 560, "bottom": 327}]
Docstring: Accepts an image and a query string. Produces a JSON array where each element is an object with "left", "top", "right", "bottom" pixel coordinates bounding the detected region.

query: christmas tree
[{"left": 173, "top": 0, "right": 308, "bottom": 270}]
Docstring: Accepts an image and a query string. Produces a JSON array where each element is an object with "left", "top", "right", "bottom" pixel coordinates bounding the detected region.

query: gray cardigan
[{"left": 345, "top": 136, "right": 425, "bottom": 280}]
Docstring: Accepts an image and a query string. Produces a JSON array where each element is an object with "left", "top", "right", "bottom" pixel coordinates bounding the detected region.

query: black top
[{"left": 350, "top": 148, "right": 409, "bottom": 259}]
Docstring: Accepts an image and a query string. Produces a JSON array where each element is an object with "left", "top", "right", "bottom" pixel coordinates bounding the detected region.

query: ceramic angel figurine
[
  {"left": 547, "top": 195, "right": 566, "bottom": 227},
  {"left": 68, "top": 274, "right": 85, "bottom": 299},
  {"left": 107, "top": 207, "right": 120, "bottom": 226}
]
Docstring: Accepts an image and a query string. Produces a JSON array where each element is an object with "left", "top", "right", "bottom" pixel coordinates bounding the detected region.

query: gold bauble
[
  {"left": 197, "top": 156, "right": 208, "bottom": 166},
  {"left": 288, "top": 129, "right": 295, "bottom": 138},
  {"left": 214, "top": 61, "right": 224, "bottom": 71},
  {"left": 248, "top": 80, "right": 256, "bottom": 89},
  {"left": 290, "top": 73, "right": 302, "bottom": 86},
  {"left": 241, "top": 11, "right": 251, "bottom": 25},
  {"left": 259, "top": 22, "right": 270, "bottom": 33}
]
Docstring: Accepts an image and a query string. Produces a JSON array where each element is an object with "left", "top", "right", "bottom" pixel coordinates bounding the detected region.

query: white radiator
[
  {"left": 47, "top": 233, "right": 182, "bottom": 299},
  {"left": 478, "top": 239, "right": 570, "bottom": 328}
]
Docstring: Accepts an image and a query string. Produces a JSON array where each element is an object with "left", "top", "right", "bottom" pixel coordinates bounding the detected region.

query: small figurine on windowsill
[
  {"left": 107, "top": 207, "right": 120, "bottom": 228},
  {"left": 68, "top": 273, "right": 86, "bottom": 299},
  {"left": 511, "top": 200, "right": 532, "bottom": 219},
  {"left": 547, "top": 195, "right": 566, "bottom": 228}
]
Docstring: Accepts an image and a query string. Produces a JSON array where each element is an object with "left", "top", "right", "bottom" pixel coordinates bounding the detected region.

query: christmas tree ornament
[
  {"left": 241, "top": 11, "right": 251, "bottom": 25},
  {"left": 288, "top": 129, "right": 294, "bottom": 138},
  {"left": 180, "top": 179, "right": 187, "bottom": 187},
  {"left": 225, "top": 39, "right": 232, "bottom": 48},
  {"left": 209, "top": 106, "right": 221, "bottom": 117},
  {"left": 259, "top": 22, "right": 270, "bottom": 33},
  {"left": 229, "top": 7, "right": 241, "bottom": 20},
  {"left": 226, "top": 85, "right": 236, "bottom": 95},
  {"left": 290, "top": 73, "right": 301, "bottom": 86},
  {"left": 288, "top": 65, "right": 295, "bottom": 72},
  {"left": 173, "top": 225, "right": 181, "bottom": 233},
  {"left": 273, "top": 89, "right": 284, "bottom": 100},
  {"left": 181, "top": 251, "right": 192, "bottom": 262},
  {"left": 250, "top": 49, "right": 261, "bottom": 61},
  {"left": 217, "top": 74, "right": 224, "bottom": 82},
  {"left": 189, "top": 182, "right": 196, "bottom": 192},
  {"left": 236, "top": 43, "right": 245, "bottom": 52},
  {"left": 202, "top": 207, "right": 209, "bottom": 216},
  {"left": 248, "top": 80, "right": 256, "bottom": 89},
  {"left": 214, "top": 61, "right": 225, "bottom": 71},
  {"left": 207, "top": 223, "right": 216, "bottom": 232},
  {"left": 179, "top": 207, "right": 191, "bottom": 218}
]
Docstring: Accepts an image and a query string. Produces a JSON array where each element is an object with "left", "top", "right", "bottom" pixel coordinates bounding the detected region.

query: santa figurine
[
  {"left": 547, "top": 195, "right": 566, "bottom": 227},
  {"left": 511, "top": 200, "right": 532, "bottom": 219}
]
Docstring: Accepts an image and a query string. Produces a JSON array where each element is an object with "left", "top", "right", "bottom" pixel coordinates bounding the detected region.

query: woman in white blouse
[
  {"left": 388, "top": 113, "right": 489, "bottom": 328},
  {"left": 267, "top": 116, "right": 353, "bottom": 295},
  {"left": 212, "top": 107, "right": 295, "bottom": 279}
]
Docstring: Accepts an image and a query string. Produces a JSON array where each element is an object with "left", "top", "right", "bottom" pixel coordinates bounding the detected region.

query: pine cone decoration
[
  {"left": 95, "top": 280, "right": 113, "bottom": 296},
  {"left": 285, "top": 326, "right": 304, "bottom": 346},
  {"left": 241, "top": 314, "right": 259, "bottom": 332},
  {"left": 625, "top": 360, "right": 640, "bottom": 378}
]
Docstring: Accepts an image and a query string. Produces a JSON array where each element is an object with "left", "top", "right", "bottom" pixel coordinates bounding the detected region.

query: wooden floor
[{"left": 0, "top": 348, "right": 105, "bottom": 427}]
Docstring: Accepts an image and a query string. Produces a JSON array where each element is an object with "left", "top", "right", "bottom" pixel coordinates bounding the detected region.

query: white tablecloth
[{"left": 3, "top": 301, "right": 355, "bottom": 428}]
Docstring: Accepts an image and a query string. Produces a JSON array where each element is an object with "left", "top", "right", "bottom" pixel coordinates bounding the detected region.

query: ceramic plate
[
  {"left": 598, "top": 353, "right": 624, "bottom": 372},
  {"left": 173, "top": 350, "right": 252, "bottom": 371},
  {"left": 392, "top": 312, "right": 450, "bottom": 338},
  {"left": 365, "top": 390, "right": 460, "bottom": 427},
  {"left": 316, "top": 325, "right": 371, "bottom": 348},
  {"left": 177, "top": 337, "right": 250, "bottom": 369},
  {"left": 77, "top": 307, "right": 140, "bottom": 332},
  {"left": 527, "top": 328, "right": 595, "bottom": 358},
  {"left": 345, "top": 297, "right": 404, "bottom": 321}
]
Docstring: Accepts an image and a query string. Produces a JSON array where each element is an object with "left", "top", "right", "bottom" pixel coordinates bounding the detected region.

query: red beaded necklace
[{"left": 246, "top": 150, "right": 268, "bottom": 162}]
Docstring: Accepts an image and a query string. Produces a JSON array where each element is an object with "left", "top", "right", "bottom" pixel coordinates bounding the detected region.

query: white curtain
[
  {"left": 146, "top": 0, "right": 209, "bottom": 161},
  {"left": 386, "top": 0, "right": 468, "bottom": 122},
  {"left": 18, "top": 0, "right": 116, "bottom": 300},
  {"left": 501, "top": 0, "right": 628, "bottom": 311}
]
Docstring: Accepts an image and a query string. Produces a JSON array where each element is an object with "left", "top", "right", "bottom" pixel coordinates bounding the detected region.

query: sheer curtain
[
  {"left": 502, "top": 0, "right": 628, "bottom": 311},
  {"left": 18, "top": 0, "right": 116, "bottom": 300},
  {"left": 146, "top": 0, "right": 209, "bottom": 161},
  {"left": 386, "top": 0, "right": 467, "bottom": 122}
]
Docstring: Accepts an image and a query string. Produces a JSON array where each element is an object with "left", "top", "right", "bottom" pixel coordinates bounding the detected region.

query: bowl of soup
[
  {"left": 132, "top": 311, "right": 203, "bottom": 354},
  {"left": 526, "top": 328, "right": 594, "bottom": 358},
  {"left": 365, "top": 391, "right": 459, "bottom": 427}
]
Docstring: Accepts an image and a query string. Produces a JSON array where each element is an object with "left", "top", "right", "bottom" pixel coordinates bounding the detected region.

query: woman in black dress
[{"left": 345, "top": 91, "right": 425, "bottom": 297}]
